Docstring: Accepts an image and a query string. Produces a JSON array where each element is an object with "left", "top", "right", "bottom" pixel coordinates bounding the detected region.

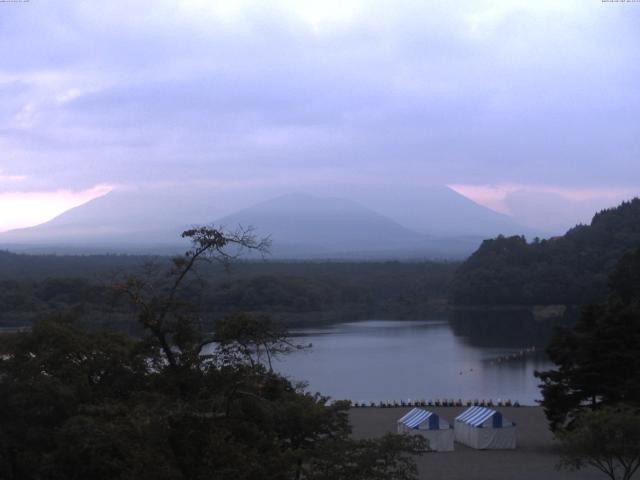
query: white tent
[
  {"left": 454, "top": 406, "right": 516, "bottom": 449},
  {"left": 397, "top": 408, "right": 454, "bottom": 452}
]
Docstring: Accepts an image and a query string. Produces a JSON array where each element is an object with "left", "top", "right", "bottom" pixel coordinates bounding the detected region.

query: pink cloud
[{"left": 448, "top": 183, "right": 638, "bottom": 216}]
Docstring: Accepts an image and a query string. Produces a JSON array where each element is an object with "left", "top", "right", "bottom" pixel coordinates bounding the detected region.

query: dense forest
[
  {"left": 0, "top": 252, "right": 457, "bottom": 330},
  {"left": 452, "top": 198, "right": 640, "bottom": 306},
  {"left": 4, "top": 197, "right": 639, "bottom": 330}
]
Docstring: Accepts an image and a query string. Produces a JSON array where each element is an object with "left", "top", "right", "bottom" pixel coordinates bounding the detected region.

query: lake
[{"left": 275, "top": 319, "right": 554, "bottom": 406}]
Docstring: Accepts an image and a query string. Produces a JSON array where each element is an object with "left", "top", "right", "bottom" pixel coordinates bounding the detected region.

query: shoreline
[{"left": 349, "top": 399, "right": 525, "bottom": 408}]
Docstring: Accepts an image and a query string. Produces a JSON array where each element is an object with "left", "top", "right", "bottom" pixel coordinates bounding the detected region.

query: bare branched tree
[
  {"left": 213, "top": 313, "right": 311, "bottom": 371},
  {"left": 115, "top": 225, "right": 270, "bottom": 368}
]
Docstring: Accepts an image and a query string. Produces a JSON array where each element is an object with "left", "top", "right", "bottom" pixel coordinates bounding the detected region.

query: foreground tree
[
  {"left": 557, "top": 405, "right": 640, "bottom": 480},
  {"left": 304, "top": 434, "right": 425, "bottom": 480},
  {"left": 536, "top": 246, "right": 640, "bottom": 430},
  {"left": 0, "top": 226, "right": 425, "bottom": 480},
  {"left": 114, "top": 225, "right": 272, "bottom": 370}
]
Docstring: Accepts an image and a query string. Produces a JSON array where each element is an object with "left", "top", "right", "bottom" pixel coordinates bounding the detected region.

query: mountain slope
[
  {"left": 340, "top": 185, "right": 538, "bottom": 237},
  {"left": 452, "top": 198, "right": 640, "bottom": 306},
  {"left": 0, "top": 187, "right": 230, "bottom": 252},
  {"left": 216, "top": 193, "right": 425, "bottom": 255},
  {"left": 0, "top": 187, "right": 524, "bottom": 258}
]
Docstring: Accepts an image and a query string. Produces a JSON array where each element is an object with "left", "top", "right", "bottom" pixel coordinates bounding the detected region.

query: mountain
[
  {"left": 325, "top": 184, "right": 539, "bottom": 238},
  {"left": 215, "top": 193, "right": 484, "bottom": 258},
  {"left": 0, "top": 187, "right": 224, "bottom": 253},
  {"left": 218, "top": 193, "right": 421, "bottom": 248},
  {"left": 0, "top": 186, "right": 529, "bottom": 258},
  {"left": 452, "top": 198, "right": 640, "bottom": 306}
]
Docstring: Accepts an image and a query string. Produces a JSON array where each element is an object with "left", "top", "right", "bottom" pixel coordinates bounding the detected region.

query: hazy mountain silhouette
[
  {"left": 0, "top": 187, "right": 530, "bottom": 258},
  {"left": 215, "top": 193, "right": 437, "bottom": 258},
  {"left": 0, "top": 188, "right": 213, "bottom": 253},
  {"left": 340, "top": 185, "right": 538, "bottom": 237}
]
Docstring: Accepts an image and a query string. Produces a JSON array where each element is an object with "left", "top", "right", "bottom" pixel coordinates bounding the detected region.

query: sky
[{"left": 0, "top": 0, "right": 639, "bottom": 232}]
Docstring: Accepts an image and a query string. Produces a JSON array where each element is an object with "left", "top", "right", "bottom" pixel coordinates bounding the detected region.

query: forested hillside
[
  {"left": 0, "top": 250, "right": 146, "bottom": 280},
  {"left": 453, "top": 198, "right": 640, "bottom": 306},
  {"left": 0, "top": 255, "right": 456, "bottom": 329}
]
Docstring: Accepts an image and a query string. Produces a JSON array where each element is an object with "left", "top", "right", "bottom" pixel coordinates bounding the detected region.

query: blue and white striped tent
[
  {"left": 454, "top": 407, "right": 516, "bottom": 449},
  {"left": 397, "top": 408, "right": 454, "bottom": 451},
  {"left": 398, "top": 408, "right": 443, "bottom": 430},
  {"left": 455, "top": 406, "right": 511, "bottom": 428}
]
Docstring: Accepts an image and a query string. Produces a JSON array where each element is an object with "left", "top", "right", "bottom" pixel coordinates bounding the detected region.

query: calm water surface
[{"left": 275, "top": 320, "right": 553, "bottom": 405}]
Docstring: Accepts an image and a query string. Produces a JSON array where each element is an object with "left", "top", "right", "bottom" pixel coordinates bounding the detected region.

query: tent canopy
[
  {"left": 397, "top": 408, "right": 454, "bottom": 451},
  {"left": 398, "top": 408, "right": 449, "bottom": 430},
  {"left": 454, "top": 406, "right": 516, "bottom": 449},
  {"left": 455, "top": 406, "right": 513, "bottom": 428}
]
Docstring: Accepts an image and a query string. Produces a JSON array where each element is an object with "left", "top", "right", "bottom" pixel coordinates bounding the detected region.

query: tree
[
  {"left": 303, "top": 434, "right": 426, "bottom": 480},
  {"left": 557, "top": 405, "right": 640, "bottom": 480},
  {"left": 214, "top": 312, "right": 309, "bottom": 371},
  {"left": 452, "top": 198, "right": 640, "bottom": 307},
  {"left": 0, "top": 226, "right": 425, "bottom": 480},
  {"left": 536, "top": 246, "right": 640, "bottom": 431},
  {"left": 114, "top": 225, "right": 271, "bottom": 371},
  {"left": 0, "top": 315, "right": 158, "bottom": 480}
]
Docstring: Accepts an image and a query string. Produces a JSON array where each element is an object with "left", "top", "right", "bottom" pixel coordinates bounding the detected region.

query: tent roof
[
  {"left": 455, "top": 406, "right": 503, "bottom": 427},
  {"left": 397, "top": 408, "right": 436, "bottom": 428}
]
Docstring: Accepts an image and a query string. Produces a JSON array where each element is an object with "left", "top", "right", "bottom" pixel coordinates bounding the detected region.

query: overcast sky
[{"left": 1, "top": 0, "right": 639, "bottom": 231}]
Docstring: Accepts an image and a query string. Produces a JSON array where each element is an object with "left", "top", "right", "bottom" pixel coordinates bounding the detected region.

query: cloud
[
  {"left": 0, "top": 0, "right": 637, "bottom": 214},
  {"left": 0, "top": 169, "right": 26, "bottom": 183},
  {"left": 449, "top": 183, "right": 640, "bottom": 233}
]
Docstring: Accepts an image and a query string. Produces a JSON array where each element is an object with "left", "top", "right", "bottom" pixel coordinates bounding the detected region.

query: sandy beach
[{"left": 349, "top": 406, "right": 608, "bottom": 480}]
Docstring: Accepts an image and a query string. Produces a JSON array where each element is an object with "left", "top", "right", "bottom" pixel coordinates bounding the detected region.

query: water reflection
[
  {"left": 450, "top": 309, "right": 570, "bottom": 348},
  {"left": 276, "top": 318, "right": 556, "bottom": 405}
]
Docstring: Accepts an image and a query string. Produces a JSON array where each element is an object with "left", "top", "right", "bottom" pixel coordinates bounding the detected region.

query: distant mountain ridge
[
  {"left": 0, "top": 186, "right": 531, "bottom": 258},
  {"left": 452, "top": 198, "right": 640, "bottom": 306},
  {"left": 216, "top": 193, "right": 423, "bottom": 256},
  {"left": 0, "top": 187, "right": 227, "bottom": 253},
  {"left": 344, "top": 184, "right": 537, "bottom": 237}
]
